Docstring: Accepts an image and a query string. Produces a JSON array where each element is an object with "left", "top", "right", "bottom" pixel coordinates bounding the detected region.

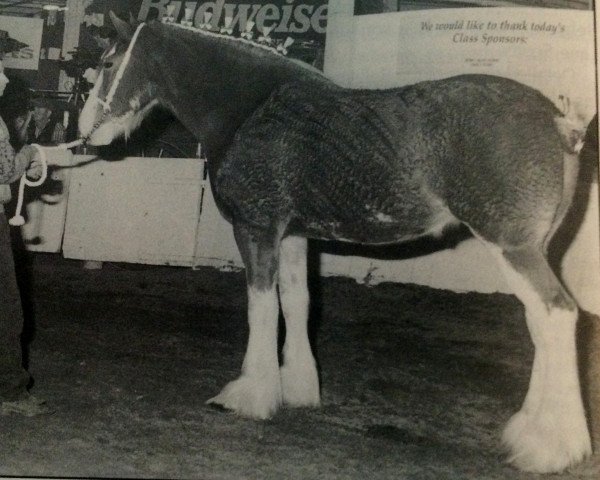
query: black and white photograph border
[{"left": 0, "top": 1, "right": 598, "bottom": 479}]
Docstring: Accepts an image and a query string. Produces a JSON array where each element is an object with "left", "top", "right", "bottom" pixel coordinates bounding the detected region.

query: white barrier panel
[
  {"left": 62, "top": 156, "right": 204, "bottom": 266},
  {"left": 192, "top": 178, "right": 243, "bottom": 270}
]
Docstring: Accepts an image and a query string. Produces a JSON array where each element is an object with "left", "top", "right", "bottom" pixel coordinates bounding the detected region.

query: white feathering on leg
[
  {"left": 207, "top": 285, "right": 282, "bottom": 419},
  {"left": 279, "top": 236, "right": 320, "bottom": 407}
]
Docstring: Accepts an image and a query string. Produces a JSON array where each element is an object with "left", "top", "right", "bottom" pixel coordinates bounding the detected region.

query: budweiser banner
[
  {"left": 84, "top": 0, "right": 328, "bottom": 67},
  {"left": 137, "top": 0, "right": 328, "bottom": 38}
]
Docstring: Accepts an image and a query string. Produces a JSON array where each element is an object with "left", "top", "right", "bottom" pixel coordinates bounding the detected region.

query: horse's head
[{"left": 79, "top": 12, "right": 159, "bottom": 145}]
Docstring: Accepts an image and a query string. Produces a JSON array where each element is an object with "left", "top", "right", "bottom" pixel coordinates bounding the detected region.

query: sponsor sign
[
  {"left": 136, "top": 0, "right": 328, "bottom": 38},
  {"left": 0, "top": 16, "right": 43, "bottom": 70}
]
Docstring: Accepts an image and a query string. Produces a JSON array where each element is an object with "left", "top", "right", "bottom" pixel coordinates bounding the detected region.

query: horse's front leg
[{"left": 207, "top": 222, "right": 283, "bottom": 419}]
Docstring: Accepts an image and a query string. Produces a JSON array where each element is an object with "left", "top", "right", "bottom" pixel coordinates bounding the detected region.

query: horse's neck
[{"left": 150, "top": 25, "right": 329, "bottom": 156}]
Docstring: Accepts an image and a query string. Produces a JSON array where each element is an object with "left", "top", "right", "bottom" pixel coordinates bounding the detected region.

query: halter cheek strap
[
  {"left": 101, "top": 22, "right": 146, "bottom": 113},
  {"left": 82, "top": 22, "right": 146, "bottom": 145}
]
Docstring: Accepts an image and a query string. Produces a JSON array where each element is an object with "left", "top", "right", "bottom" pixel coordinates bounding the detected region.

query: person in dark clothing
[
  {"left": 0, "top": 43, "right": 48, "bottom": 416},
  {"left": 16, "top": 97, "right": 66, "bottom": 146}
]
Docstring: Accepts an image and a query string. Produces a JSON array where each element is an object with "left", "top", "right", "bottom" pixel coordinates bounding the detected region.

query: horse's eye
[{"left": 103, "top": 62, "right": 113, "bottom": 69}]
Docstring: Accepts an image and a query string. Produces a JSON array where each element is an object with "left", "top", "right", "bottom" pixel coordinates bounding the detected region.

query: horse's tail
[
  {"left": 543, "top": 111, "right": 589, "bottom": 251},
  {"left": 579, "top": 113, "right": 599, "bottom": 182},
  {"left": 554, "top": 110, "right": 589, "bottom": 154}
]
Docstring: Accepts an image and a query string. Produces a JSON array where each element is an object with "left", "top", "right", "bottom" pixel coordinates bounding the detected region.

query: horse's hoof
[
  {"left": 206, "top": 374, "right": 282, "bottom": 420},
  {"left": 206, "top": 401, "right": 231, "bottom": 413}
]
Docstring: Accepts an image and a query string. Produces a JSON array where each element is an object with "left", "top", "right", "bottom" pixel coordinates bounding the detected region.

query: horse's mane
[{"left": 148, "top": 20, "right": 326, "bottom": 80}]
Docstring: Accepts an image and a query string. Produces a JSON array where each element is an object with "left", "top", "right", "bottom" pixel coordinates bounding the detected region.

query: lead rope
[
  {"left": 9, "top": 139, "right": 83, "bottom": 226},
  {"left": 9, "top": 22, "right": 147, "bottom": 227}
]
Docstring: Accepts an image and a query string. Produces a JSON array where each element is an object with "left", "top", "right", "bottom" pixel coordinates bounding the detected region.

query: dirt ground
[{"left": 0, "top": 252, "right": 599, "bottom": 480}]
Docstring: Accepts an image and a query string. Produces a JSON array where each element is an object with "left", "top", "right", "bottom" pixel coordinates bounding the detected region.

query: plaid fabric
[{"left": 0, "top": 115, "right": 35, "bottom": 206}]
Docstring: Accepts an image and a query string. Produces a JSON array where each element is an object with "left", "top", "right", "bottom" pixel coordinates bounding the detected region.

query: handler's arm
[{"left": 0, "top": 141, "right": 40, "bottom": 184}]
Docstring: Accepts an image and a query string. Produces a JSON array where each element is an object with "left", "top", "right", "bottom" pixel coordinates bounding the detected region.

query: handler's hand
[
  {"left": 19, "top": 145, "right": 44, "bottom": 180},
  {"left": 26, "top": 154, "right": 44, "bottom": 180}
]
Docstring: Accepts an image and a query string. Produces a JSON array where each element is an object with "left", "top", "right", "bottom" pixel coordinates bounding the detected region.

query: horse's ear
[
  {"left": 109, "top": 11, "right": 133, "bottom": 40},
  {"left": 128, "top": 11, "right": 140, "bottom": 27}
]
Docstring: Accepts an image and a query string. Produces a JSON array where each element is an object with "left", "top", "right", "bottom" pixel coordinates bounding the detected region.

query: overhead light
[{"left": 43, "top": 5, "right": 68, "bottom": 11}]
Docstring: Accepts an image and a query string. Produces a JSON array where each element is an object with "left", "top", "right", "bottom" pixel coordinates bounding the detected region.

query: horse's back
[{"left": 215, "top": 74, "right": 569, "bottom": 246}]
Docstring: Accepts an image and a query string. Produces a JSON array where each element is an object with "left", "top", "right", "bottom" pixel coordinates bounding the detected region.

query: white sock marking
[
  {"left": 207, "top": 284, "right": 282, "bottom": 419},
  {"left": 278, "top": 236, "right": 320, "bottom": 407},
  {"left": 482, "top": 242, "right": 591, "bottom": 473}
]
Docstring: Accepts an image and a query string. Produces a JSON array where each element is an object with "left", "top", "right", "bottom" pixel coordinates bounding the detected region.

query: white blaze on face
[
  {"left": 105, "top": 44, "right": 117, "bottom": 58},
  {"left": 78, "top": 69, "right": 105, "bottom": 140}
]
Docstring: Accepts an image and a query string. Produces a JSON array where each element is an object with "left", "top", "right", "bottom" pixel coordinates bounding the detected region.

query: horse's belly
[{"left": 288, "top": 194, "right": 458, "bottom": 244}]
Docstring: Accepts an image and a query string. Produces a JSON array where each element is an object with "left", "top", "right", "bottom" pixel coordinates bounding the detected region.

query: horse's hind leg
[
  {"left": 278, "top": 235, "right": 320, "bottom": 407},
  {"left": 207, "top": 222, "right": 283, "bottom": 419},
  {"left": 483, "top": 242, "right": 591, "bottom": 472}
]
